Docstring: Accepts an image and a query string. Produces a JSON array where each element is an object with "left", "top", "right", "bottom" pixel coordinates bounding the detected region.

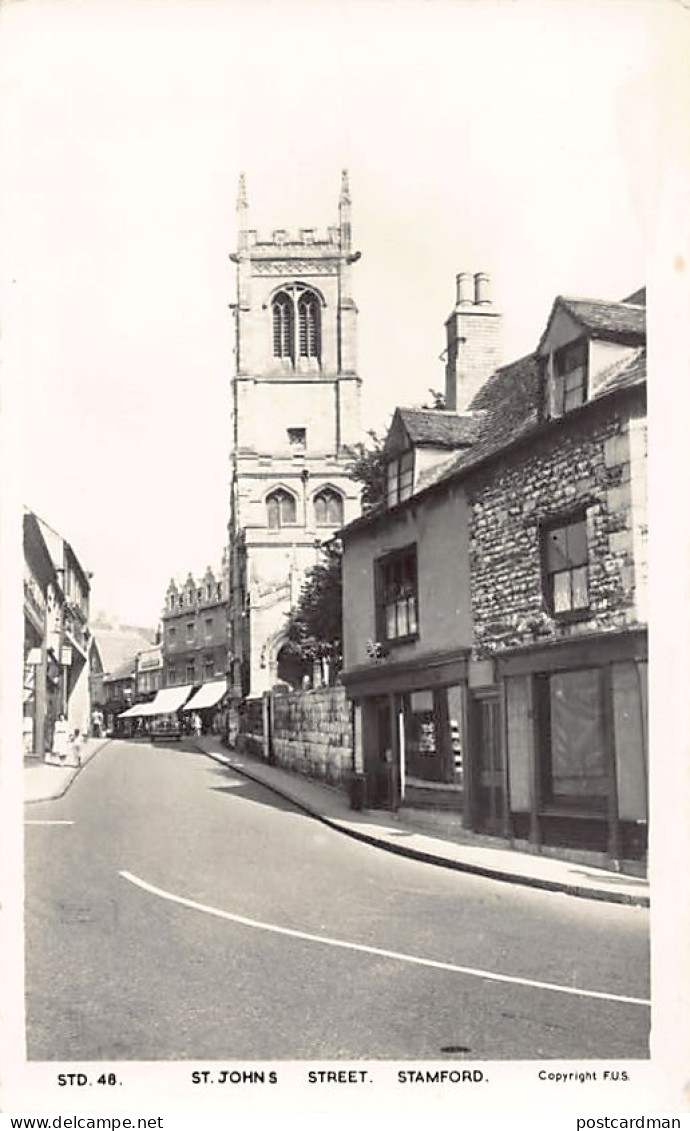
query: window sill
[
  {"left": 383, "top": 632, "right": 420, "bottom": 649},
  {"left": 550, "top": 607, "right": 591, "bottom": 625},
  {"left": 539, "top": 804, "right": 608, "bottom": 820}
]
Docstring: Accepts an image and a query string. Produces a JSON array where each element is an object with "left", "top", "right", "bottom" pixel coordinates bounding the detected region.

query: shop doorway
[
  {"left": 364, "top": 696, "right": 397, "bottom": 809},
  {"left": 471, "top": 692, "right": 505, "bottom": 834}
]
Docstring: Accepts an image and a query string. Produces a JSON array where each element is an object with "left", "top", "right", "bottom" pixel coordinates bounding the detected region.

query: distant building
[
  {"left": 162, "top": 564, "right": 228, "bottom": 687},
  {"left": 90, "top": 618, "right": 156, "bottom": 732},
  {"left": 135, "top": 643, "right": 163, "bottom": 703},
  {"left": 227, "top": 171, "right": 363, "bottom": 701}
]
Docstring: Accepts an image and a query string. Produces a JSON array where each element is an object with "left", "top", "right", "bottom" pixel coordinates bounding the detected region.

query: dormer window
[
  {"left": 550, "top": 339, "right": 588, "bottom": 417},
  {"left": 386, "top": 450, "right": 414, "bottom": 507}
]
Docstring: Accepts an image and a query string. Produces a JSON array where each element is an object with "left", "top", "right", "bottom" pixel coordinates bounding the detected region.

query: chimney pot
[
  {"left": 474, "top": 272, "right": 491, "bottom": 305},
  {"left": 456, "top": 272, "right": 474, "bottom": 306}
]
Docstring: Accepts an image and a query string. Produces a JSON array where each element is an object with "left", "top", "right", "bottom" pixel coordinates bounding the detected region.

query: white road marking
[
  {"left": 25, "top": 819, "right": 74, "bottom": 825},
  {"left": 119, "top": 869, "right": 650, "bottom": 1008}
]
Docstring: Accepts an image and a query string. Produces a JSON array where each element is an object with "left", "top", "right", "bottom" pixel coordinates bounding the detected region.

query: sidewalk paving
[
  {"left": 24, "top": 738, "right": 111, "bottom": 803},
  {"left": 192, "top": 735, "right": 650, "bottom": 908}
]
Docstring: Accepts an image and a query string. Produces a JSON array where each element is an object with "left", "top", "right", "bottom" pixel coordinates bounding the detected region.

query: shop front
[
  {"left": 342, "top": 651, "right": 468, "bottom": 815},
  {"left": 497, "top": 629, "right": 648, "bottom": 863}
]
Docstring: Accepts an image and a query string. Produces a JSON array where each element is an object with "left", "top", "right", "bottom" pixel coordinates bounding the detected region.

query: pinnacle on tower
[
  {"left": 339, "top": 168, "right": 351, "bottom": 206},
  {"left": 237, "top": 172, "right": 248, "bottom": 210}
]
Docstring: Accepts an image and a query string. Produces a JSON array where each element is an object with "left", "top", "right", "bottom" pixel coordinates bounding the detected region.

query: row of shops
[{"left": 116, "top": 679, "right": 229, "bottom": 737}]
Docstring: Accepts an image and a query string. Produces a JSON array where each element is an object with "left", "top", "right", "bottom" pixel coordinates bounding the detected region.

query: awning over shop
[
  {"left": 145, "top": 685, "right": 194, "bottom": 715},
  {"left": 118, "top": 703, "right": 153, "bottom": 718},
  {"left": 181, "top": 680, "right": 227, "bottom": 712}
]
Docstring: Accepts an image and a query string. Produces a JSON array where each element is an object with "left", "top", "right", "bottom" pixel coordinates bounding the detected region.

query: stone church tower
[{"left": 228, "top": 171, "right": 362, "bottom": 699}]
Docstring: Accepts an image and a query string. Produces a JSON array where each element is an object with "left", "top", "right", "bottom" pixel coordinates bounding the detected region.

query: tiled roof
[
  {"left": 433, "top": 347, "right": 646, "bottom": 486},
  {"left": 103, "top": 656, "right": 137, "bottom": 683},
  {"left": 397, "top": 408, "right": 481, "bottom": 449},
  {"left": 92, "top": 627, "right": 155, "bottom": 676},
  {"left": 559, "top": 297, "right": 646, "bottom": 338}
]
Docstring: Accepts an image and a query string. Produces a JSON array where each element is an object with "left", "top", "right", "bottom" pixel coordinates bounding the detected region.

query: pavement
[
  {"left": 23, "top": 732, "right": 650, "bottom": 907},
  {"left": 24, "top": 737, "right": 111, "bottom": 803}
]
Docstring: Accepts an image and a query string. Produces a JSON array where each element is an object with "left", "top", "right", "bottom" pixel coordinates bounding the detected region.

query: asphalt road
[{"left": 25, "top": 739, "right": 650, "bottom": 1061}]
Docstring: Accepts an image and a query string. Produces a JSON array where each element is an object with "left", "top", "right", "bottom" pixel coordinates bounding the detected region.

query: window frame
[
  {"left": 535, "top": 667, "right": 610, "bottom": 813},
  {"left": 386, "top": 448, "right": 415, "bottom": 508},
  {"left": 266, "top": 487, "right": 298, "bottom": 529},
  {"left": 314, "top": 487, "right": 344, "bottom": 528},
  {"left": 547, "top": 337, "right": 589, "bottom": 418},
  {"left": 375, "top": 543, "right": 419, "bottom": 646},
  {"left": 540, "top": 509, "right": 590, "bottom": 621}
]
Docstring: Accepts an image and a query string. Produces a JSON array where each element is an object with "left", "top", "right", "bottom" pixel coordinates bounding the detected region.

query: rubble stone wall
[
  {"left": 270, "top": 685, "right": 353, "bottom": 787},
  {"left": 468, "top": 395, "right": 647, "bottom": 658}
]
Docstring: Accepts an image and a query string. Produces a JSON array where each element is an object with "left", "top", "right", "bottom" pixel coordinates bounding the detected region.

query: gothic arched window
[
  {"left": 272, "top": 292, "right": 294, "bottom": 359},
  {"left": 314, "top": 488, "right": 343, "bottom": 527},
  {"left": 267, "top": 488, "right": 297, "bottom": 529},
  {"left": 298, "top": 292, "right": 320, "bottom": 359}
]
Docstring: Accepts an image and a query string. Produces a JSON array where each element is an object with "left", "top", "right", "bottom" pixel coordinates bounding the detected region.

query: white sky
[{"left": 2, "top": 0, "right": 679, "bottom": 628}]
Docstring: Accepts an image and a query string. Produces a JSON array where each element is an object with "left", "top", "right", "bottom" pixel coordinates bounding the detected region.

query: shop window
[
  {"left": 386, "top": 449, "right": 414, "bottom": 507},
  {"left": 536, "top": 668, "right": 608, "bottom": 809},
  {"left": 186, "top": 661, "right": 196, "bottom": 683},
  {"left": 203, "top": 657, "right": 214, "bottom": 680},
  {"left": 542, "top": 512, "right": 589, "bottom": 616},
  {"left": 267, "top": 488, "right": 297, "bottom": 528},
  {"left": 314, "top": 488, "right": 343, "bottom": 527},
  {"left": 167, "top": 666, "right": 177, "bottom": 685},
  {"left": 377, "top": 545, "right": 418, "bottom": 643}
]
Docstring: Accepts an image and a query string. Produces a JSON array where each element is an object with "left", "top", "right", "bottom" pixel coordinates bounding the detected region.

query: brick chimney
[{"left": 444, "top": 272, "right": 502, "bottom": 411}]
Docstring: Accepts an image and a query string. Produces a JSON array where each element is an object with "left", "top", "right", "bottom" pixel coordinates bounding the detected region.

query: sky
[{"left": 2, "top": 0, "right": 683, "bottom": 629}]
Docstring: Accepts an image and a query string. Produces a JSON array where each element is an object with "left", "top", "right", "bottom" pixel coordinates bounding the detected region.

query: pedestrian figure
[{"left": 192, "top": 712, "right": 202, "bottom": 737}]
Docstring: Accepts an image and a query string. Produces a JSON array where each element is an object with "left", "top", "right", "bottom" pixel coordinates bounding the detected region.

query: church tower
[{"left": 228, "top": 171, "right": 362, "bottom": 699}]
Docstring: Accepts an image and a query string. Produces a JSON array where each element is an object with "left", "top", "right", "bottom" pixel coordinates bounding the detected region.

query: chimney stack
[
  {"left": 456, "top": 272, "right": 474, "bottom": 306},
  {"left": 444, "top": 271, "right": 502, "bottom": 411}
]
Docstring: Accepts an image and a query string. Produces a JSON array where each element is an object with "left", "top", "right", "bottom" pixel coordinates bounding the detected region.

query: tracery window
[
  {"left": 271, "top": 287, "right": 321, "bottom": 364},
  {"left": 267, "top": 488, "right": 297, "bottom": 529},
  {"left": 298, "top": 292, "right": 320, "bottom": 358},
  {"left": 272, "top": 292, "right": 294, "bottom": 359},
  {"left": 314, "top": 488, "right": 343, "bottom": 527}
]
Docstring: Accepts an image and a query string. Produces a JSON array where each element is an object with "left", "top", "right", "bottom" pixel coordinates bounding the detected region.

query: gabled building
[{"left": 340, "top": 280, "right": 648, "bottom": 867}]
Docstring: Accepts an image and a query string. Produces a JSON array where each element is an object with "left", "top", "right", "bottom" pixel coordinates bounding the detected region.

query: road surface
[{"left": 25, "top": 739, "right": 650, "bottom": 1061}]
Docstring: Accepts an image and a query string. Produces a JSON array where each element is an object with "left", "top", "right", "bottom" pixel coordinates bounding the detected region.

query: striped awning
[{"left": 181, "top": 680, "right": 227, "bottom": 712}]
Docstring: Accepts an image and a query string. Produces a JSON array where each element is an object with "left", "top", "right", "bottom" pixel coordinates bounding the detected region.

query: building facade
[
  {"left": 23, "top": 510, "right": 62, "bottom": 755},
  {"left": 23, "top": 512, "right": 93, "bottom": 750},
  {"left": 227, "top": 171, "right": 363, "bottom": 701},
  {"left": 340, "top": 281, "right": 648, "bottom": 867},
  {"left": 162, "top": 564, "right": 228, "bottom": 689}
]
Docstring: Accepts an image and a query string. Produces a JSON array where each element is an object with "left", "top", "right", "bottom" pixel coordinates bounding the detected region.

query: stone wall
[
  {"left": 270, "top": 685, "right": 353, "bottom": 787},
  {"left": 467, "top": 396, "right": 647, "bottom": 658}
]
